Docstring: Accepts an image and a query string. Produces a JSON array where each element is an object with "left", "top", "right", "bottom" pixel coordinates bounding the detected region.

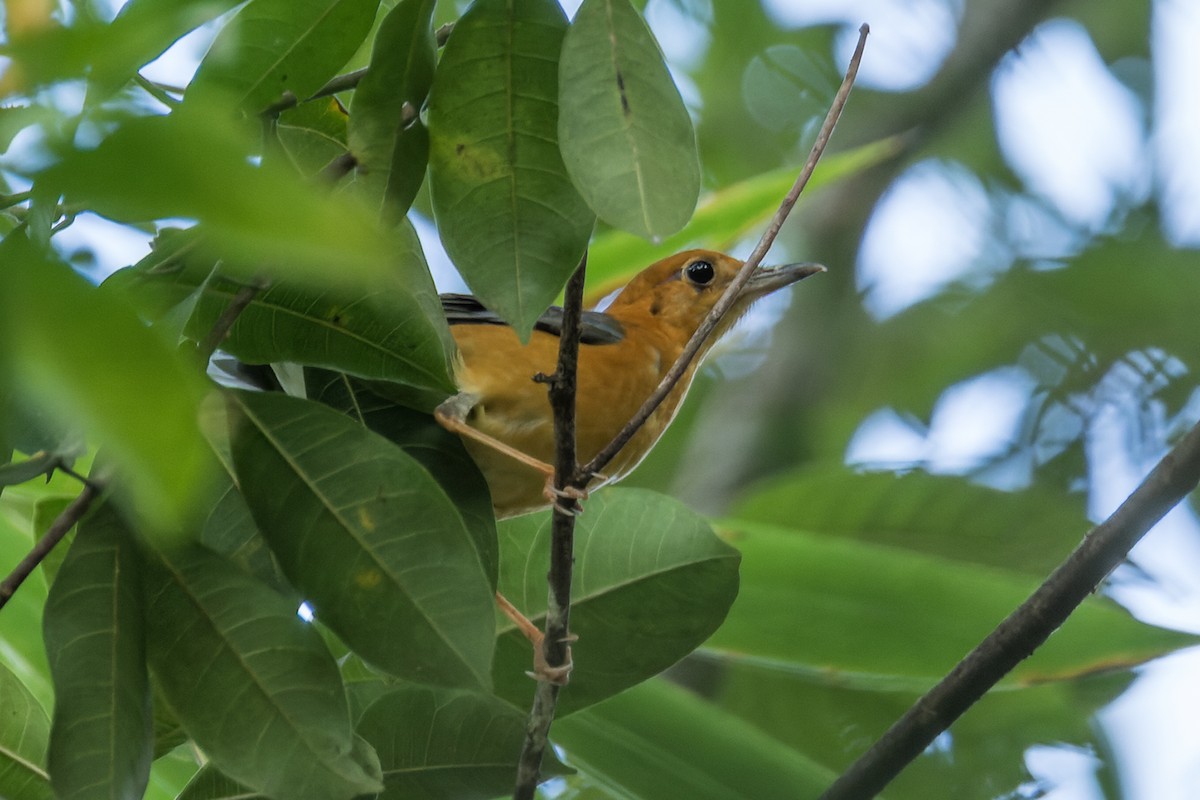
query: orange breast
[{"left": 449, "top": 320, "right": 697, "bottom": 517}]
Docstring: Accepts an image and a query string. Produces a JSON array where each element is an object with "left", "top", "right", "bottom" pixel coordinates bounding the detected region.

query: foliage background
[{"left": 1, "top": 0, "right": 1199, "bottom": 798}]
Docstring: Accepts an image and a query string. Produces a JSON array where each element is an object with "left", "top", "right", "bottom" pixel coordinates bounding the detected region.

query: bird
[
  {"left": 435, "top": 248, "right": 825, "bottom": 517},
  {"left": 434, "top": 248, "right": 824, "bottom": 682}
]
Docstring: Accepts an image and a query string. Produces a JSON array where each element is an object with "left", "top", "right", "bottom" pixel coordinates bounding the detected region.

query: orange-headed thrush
[{"left": 436, "top": 249, "right": 825, "bottom": 518}]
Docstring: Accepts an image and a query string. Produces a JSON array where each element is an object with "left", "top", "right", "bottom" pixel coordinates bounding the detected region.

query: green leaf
[
  {"left": 581, "top": 137, "right": 903, "bottom": 303},
  {"left": 347, "top": 0, "right": 437, "bottom": 216},
  {"left": 0, "top": 0, "right": 240, "bottom": 96},
  {"left": 0, "top": 663, "right": 52, "bottom": 800},
  {"left": 0, "top": 451, "right": 62, "bottom": 488},
  {"left": 356, "top": 685, "right": 569, "bottom": 799},
  {"left": 705, "top": 520, "right": 1196, "bottom": 689},
  {"left": 40, "top": 107, "right": 401, "bottom": 289},
  {"left": 306, "top": 370, "right": 498, "bottom": 584},
  {"left": 176, "top": 764, "right": 264, "bottom": 800},
  {"left": 551, "top": 678, "right": 833, "bottom": 799},
  {"left": 427, "top": 0, "right": 595, "bottom": 338},
  {"left": 272, "top": 98, "right": 351, "bottom": 179},
  {"left": 187, "top": 0, "right": 381, "bottom": 114},
  {"left": 227, "top": 391, "right": 496, "bottom": 688},
  {"left": 493, "top": 488, "right": 739, "bottom": 714},
  {"left": 43, "top": 503, "right": 152, "bottom": 800},
  {"left": 114, "top": 221, "right": 456, "bottom": 393},
  {"left": 732, "top": 467, "right": 1091, "bottom": 575},
  {"left": 0, "top": 235, "right": 211, "bottom": 531},
  {"left": 142, "top": 542, "right": 383, "bottom": 800},
  {"left": 559, "top": 0, "right": 700, "bottom": 239}
]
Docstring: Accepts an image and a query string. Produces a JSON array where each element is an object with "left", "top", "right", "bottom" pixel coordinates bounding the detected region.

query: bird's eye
[{"left": 684, "top": 260, "right": 715, "bottom": 286}]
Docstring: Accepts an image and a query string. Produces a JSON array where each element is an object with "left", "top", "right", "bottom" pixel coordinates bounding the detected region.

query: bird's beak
[{"left": 742, "top": 262, "right": 827, "bottom": 299}]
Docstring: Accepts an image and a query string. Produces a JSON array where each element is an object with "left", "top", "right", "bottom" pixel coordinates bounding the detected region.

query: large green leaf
[
  {"left": 551, "top": 678, "right": 833, "bottom": 799},
  {"left": 580, "top": 137, "right": 903, "bottom": 303},
  {"left": 0, "top": 235, "right": 211, "bottom": 531},
  {"left": 558, "top": 0, "right": 700, "bottom": 239},
  {"left": 272, "top": 98, "right": 351, "bottom": 179},
  {"left": 704, "top": 521, "right": 1196, "bottom": 689},
  {"left": 732, "top": 467, "right": 1090, "bottom": 575},
  {"left": 176, "top": 764, "right": 264, "bottom": 800},
  {"left": 347, "top": 0, "right": 437, "bottom": 216},
  {"left": 0, "top": 663, "right": 52, "bottom": 800},
  {"left": 186, "top": 0, "right": 380, "bottom": 113},
  {"left": 492, "top": 488, "right": 739, "bottom": 714},
  {"left": 39, "top": 107, "right": 400, "bottom": 289},
  {"left": 356, "top": 685, "right": 569, "bottom": 799},
  {"left": 43, "top": 503, "right": 152, "bottom": 800},
  {"left": 142, "top": 542, "right": 383, "bottom": 800},
  {"left": 114, "top": 222, "right": 456, "bottom": 393},
  {"left": 306, "top": 370, "right": 498, "bottom": 583},
  {"left": 427, "top": 0, "right": 595, "bottom": 338},
  {"left": 227, "top": 391, "right": 496, "bottom": 688}
]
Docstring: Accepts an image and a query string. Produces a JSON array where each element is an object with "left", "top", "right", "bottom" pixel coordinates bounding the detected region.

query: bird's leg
[
  {"left": 435, "top": 392, "right": 585, "bottom": 513},
  {"left": 495, "top": 591, "right": 575, "bottom": 685}
]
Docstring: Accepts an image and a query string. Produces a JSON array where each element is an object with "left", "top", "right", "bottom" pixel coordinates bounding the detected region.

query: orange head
[{"left": 604, "top": 249, "right": 826, "bottom": 346}]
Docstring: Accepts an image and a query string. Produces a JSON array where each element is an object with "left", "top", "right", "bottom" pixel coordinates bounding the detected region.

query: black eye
[{"left": 684, "top": 260, "right": 715, "bottom": 286}]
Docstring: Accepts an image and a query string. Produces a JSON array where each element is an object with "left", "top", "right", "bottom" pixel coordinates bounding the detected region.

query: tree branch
[
  {"left": 819, "top": 418, "right": 1200, "bottom": 800},
  {"left": 0, "top": 477, "right": 102, "bottom": 610},
  {"left": 512, "top": 255, "right": 588, "bottom": 800},
  {"left": 577, "top": 23, "right": 869, "bottom": 482},
  {"left": 196, "top": 279, "right": 267, "bottom": 367}
]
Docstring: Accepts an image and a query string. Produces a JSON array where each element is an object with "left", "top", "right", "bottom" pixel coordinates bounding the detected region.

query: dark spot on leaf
[
  {"left": 616, "top": 70, "right": 630, "bottom": 116},
  {"left": 456, "top": 143, "right": 465, "bottom": 155}
]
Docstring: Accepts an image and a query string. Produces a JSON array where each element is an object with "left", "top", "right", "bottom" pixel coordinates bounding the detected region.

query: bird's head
[{"left": 605, "top": 248, "right": 825, "bottom": 338}]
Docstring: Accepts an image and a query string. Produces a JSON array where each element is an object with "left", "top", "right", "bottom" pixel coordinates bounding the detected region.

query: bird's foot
[
  {"left": 543, "top": 481, "right": 587, "bottom": 515},
  {"left": 527, "top": 634, "right": 578, "bottom": 685}
]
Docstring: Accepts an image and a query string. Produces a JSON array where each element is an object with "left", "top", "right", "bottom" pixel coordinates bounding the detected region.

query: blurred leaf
[
  {"left": 0, "top": 0, "right": 240, "bottom": 97},
  {"left": 39, "top": 106, "right": 401, "bottom": 288},
  {"left": 427, "top": 0, "right": 594, "bottom": 338},
  {"left": 733, "top": 466, "right": 1090, "bottom": 575},
  {"left": 306, "top": 370, "right": 498, "bottom": 584},
  {"left": 356, "top": 685, "right": 570, "bottom": 799},
  {"left": 551, "top": 678, "right": 833, "bottom": 799},
  {"left": 558, "top": 0, "right": 699, "bottom": 240},
  {"left": 0, "top": 662, "right": 52, "bottom": 800},
  {"left": 115, "top": 220, "right": 456, "bottom": 393},
  {"left": 0, "top": 235, "right": 211, "bottom": 531},
  {"left": 228, "top": 391, "right": 496, "bottom": 688},
  {"left": 582, "top": 137, "right": 903, "bottom": 303},
  {"left": 186, "top": 0, "right": 380, "bottom": 114},
  {"left": 493, "top": 488, "right": 739, "bottom": 714},
  {"left": 741, "top": 43, "right": 839, "bottom": 137},
  {"left": 142, "top": 541, "right": 383, "bottom": 800},
  {"left": 704, "top": 521, "right": 1196, "bottom": 689},
  {"left": 43, "top": 502, "right": 152, "bottom": 800},
  {"left": 709, "top": 658, "right": 1135, "bottom": 800},
  {"left": 347, "top": 0, "right": 436, "bottom": 216},
  {"left": 0, "top": 451, "right": 62, "bottom": 488}
]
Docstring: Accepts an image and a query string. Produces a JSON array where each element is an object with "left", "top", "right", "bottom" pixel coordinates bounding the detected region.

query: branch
[
  {"left": 0, "top": 476, "right": 102, "bottom": 610},
  {"left": 819, "top": 418, "right": 1200, "bottom": 800},
  {"left": 577, "top": 23, "right": 869, "bottom": 481},
  {"left": 196, "top": 279, "right": 267, "bottom": 366},
  {"left": 512, "top": 255, "right": 588, "bottom": 800}
]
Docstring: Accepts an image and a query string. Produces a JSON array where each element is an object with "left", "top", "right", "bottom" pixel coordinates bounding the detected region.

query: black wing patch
[{"left": 441, "top": 293, "right": 625, "bottom": 345}]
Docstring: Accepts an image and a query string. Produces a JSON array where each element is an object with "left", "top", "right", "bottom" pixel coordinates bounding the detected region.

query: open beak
[{"left": 742, "top": 262, "right": 827, "bottom": 300}]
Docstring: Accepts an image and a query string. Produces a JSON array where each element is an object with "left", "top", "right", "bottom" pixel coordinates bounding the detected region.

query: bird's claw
[
  {"left": 543, "top": 481, "right": 587, "bottom": 515},
  {"left": 526, "top": 634, "right": 579, "bottom": 685}
]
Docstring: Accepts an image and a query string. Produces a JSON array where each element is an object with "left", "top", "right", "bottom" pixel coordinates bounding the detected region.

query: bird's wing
[{"left": 440, "top": 293, "right": 624, "bottom": 345}]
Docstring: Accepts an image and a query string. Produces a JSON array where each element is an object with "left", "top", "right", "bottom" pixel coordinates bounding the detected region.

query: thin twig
[
  {"left": 578, "top": 23, "right": 869, "bottom": 481},
  {"left": 196, "top": 279, "right": 267, "bottom": 366},
  {"left": 512, "top": 255, "right": 588, "bottom": 800},
  {"left": 0, "top": 480, "right": 102, "bottom": 610},
  {"left": 820, "top": 418, "right": 1200, "bottom": 800},
  {"left": 0, "top": 191, "right": 32, "bottom": 211},
  {"left": 307, "top": 68, "right": 368, "bottom": 102},
  {"left": 134, "top": 73, "right": 182, "bottom": 109}
]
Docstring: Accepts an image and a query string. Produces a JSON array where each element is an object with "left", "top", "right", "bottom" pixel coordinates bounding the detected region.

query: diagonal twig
[
  {"left": 819, "top": 418, "right": 1200, "bottom": 800},
  {"left": 578, "top": 23, "right": 869, "bottom": 482}
]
